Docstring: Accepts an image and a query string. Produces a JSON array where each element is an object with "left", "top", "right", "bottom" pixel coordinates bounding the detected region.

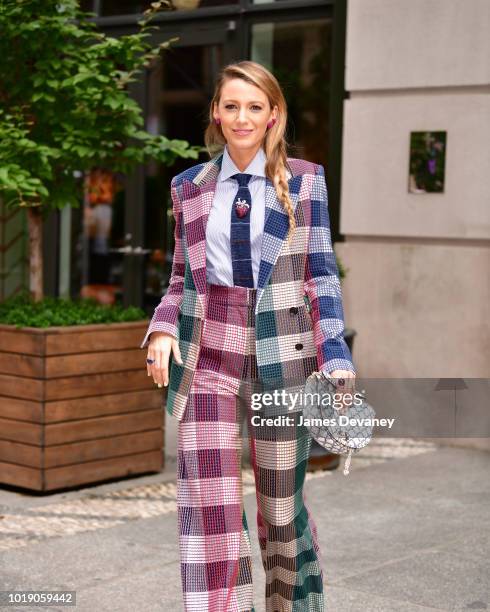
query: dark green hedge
[{"left": 0, "top": 291, "right": 146, "bottom": 329}]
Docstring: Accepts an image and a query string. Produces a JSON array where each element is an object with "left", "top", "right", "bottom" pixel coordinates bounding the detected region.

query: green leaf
[{"left": 0, "top": 1, "right": 191, "bottom": 219}]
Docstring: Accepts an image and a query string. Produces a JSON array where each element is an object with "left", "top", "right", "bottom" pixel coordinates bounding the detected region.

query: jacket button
[
  {"left": 289, "top": 306, "right": 298, "bottom": 314},
  {"left": 295, "top": 343, "right": 303, "bottom": 350}
]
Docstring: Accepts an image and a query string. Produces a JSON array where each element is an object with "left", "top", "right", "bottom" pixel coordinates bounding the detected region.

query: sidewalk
[{"left": 0, "top": 439, "right": 488, "bottom": 611}]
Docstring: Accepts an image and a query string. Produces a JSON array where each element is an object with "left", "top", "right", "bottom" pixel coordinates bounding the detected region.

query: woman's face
[{"left": 213, "top": 78, "right": 278, "bottom": 153}]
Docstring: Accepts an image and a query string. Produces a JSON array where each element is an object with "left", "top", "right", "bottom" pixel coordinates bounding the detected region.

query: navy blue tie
[{"left": 230, "top": 173, "right": 254, "bottom": 287}]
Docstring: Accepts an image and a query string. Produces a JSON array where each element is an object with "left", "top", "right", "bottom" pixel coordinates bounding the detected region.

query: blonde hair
[{"left": 204, "top": 61, "right": 296, "bottom": 244}]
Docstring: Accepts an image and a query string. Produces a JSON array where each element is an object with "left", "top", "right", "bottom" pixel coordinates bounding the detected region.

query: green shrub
[{"left": 0, "top": 290, "right": 146, "bottom": 328}]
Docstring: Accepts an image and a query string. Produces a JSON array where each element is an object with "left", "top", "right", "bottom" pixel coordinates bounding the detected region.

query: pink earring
[
  {"left": 267, "top": 118, "right": 277, "bottom": 129},
  {"left": 215, "top": 118, "right": 221, "bottom": 125}
]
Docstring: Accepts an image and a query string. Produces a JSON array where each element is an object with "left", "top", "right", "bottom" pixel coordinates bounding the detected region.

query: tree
[{"left": 0, "top": 0, "right": 201, "bottom": 299}]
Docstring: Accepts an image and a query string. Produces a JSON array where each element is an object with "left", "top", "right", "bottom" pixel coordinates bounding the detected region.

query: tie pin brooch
[{"left": 235, "top": 197, "right": 250, "bottom": 218}]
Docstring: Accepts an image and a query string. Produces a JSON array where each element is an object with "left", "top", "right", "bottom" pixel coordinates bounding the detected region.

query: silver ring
[{"left": 146, "top": 358, "right": 155, "bottom": 365}]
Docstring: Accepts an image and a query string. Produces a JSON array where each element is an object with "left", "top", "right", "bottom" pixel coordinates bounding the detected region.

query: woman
[{"left": 141, "top": 60, "right": 356, "bottom": 612}]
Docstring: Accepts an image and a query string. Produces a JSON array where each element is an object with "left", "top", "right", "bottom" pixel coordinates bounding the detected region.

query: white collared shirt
[{"left": 205, "top": 143, "right": 266, "bottom": 288}]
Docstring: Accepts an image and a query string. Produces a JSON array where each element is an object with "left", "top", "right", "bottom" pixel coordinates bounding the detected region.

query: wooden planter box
[{"left": 0, "top": 320, "right": 164, "bottom": 492}]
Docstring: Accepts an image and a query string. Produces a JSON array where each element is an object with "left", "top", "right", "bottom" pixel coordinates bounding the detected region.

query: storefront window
[{"left": 250, "top": 19, "right": 331, "bottom": 163}]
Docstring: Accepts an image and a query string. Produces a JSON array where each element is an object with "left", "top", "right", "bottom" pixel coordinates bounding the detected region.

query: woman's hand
[
  {"left": 328, "top": 369, "right": 356, "bottom": 414},
  {"left": 329, "top": 369, "right": 356, "bottom": 389},
  {"left": 147, "top": 332, "right": 183, "bottom": 388}
]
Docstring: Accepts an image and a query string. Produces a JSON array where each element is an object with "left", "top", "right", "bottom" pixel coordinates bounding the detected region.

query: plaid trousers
[{"left": 177, "top": 284, "right": 325, "bottom": 612}]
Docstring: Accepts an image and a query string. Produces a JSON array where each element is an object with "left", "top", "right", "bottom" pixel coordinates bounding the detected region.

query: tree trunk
[{"left": 27, "top": 207, "right": 43, "bottom": 301}]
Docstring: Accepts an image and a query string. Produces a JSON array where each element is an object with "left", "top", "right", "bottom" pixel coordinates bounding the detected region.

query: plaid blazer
[{"left": 140, "top": 152, "right": 356, "bottom": 421}]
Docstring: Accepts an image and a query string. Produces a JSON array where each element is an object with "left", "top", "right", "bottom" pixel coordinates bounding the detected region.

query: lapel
[{"left": 180, "top": 151, "right": 302, "bottom": 315}]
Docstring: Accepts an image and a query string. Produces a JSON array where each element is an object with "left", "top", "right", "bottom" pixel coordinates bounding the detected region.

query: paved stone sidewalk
[
  {"left": 0, "top": 439, "right": 433, "bottom": 551},
  {"left": 0, "top": 439, "right": 488, "bottom": 611}
]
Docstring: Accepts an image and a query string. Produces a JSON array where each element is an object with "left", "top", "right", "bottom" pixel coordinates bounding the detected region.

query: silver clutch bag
[{"left": 302, "top": 371, "right": 376, "bottom": 475}]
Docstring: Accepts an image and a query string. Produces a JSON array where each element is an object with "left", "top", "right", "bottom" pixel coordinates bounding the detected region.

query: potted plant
[
  {"left": 0, "top": 294, "right": 163, "bottom": 491},
  {"left": 0, "top": 1, "right": 202, "bottom": 492}
]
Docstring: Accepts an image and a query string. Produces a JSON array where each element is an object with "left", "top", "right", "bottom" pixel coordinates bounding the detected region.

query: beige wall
[
  {"left": 336, "top": 240, "right": 489, "bottom": 377},
  {"left": 340, "top": 0, "right": 490, "bottom": 383},
  {"left": 341, "top": 93, "right": 489, "bottom": 240},
  {"left": 345, "top": 0, "right": 490, "bottom": 90}
]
